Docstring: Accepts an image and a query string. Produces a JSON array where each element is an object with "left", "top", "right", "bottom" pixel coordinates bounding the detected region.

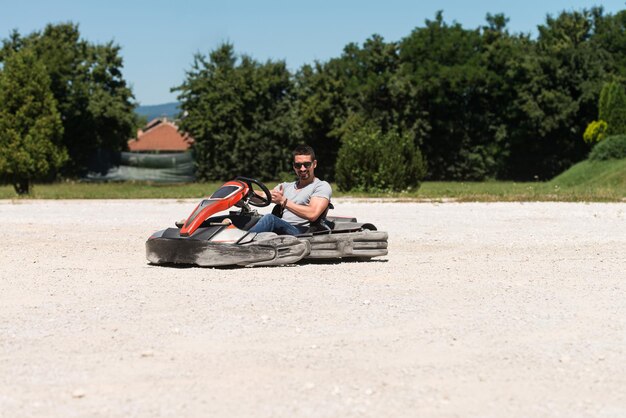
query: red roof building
[{"left": 128, "top": 118, "right": 194, "bottom": 152}]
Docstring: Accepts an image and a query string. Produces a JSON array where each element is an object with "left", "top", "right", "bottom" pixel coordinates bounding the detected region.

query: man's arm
[{"left": 282, "top": 196, "right": 329, "bottom": 222}]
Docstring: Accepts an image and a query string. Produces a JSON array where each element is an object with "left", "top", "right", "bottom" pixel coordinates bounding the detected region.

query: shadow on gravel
[
  {"left": 147, "top": 258, "right": 388, "bottom": 269},
  {"left": 147, "top": 262, "right": 240, "bottom": 270},
  {"left": 297, "top": 258, "right": 389, "bottom": 266}
]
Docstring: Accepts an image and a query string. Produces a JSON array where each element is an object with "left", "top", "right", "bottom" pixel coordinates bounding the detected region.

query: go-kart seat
[{"left": 271, "top": 200, "right": 334, "bottom": 235}]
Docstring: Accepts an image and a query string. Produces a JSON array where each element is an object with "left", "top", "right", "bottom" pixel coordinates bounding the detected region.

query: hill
[
  {"left": 550, "top": 158, "right": 626, "bottom": 188},
  {"left": 135, "top": 102, "right": 180, "bottom": 120}
]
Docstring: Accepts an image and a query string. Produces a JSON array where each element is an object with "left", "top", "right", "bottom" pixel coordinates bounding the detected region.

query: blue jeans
[{"left": 249, "top": 214, "right": 308, "bottom": 235}]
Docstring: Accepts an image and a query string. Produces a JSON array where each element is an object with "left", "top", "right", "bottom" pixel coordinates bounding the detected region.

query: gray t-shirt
[{"left": 276, "top": 178, "right": 332, "bottom": 226}]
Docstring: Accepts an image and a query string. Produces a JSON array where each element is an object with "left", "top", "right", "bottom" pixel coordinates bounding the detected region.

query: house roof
[{"left": 128, "top": 118, "right": 194, "bottom": 152}]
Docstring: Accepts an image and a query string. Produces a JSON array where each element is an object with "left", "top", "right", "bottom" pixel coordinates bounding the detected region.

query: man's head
[{"left": 292, "top": 144, "right": 316, "bottom": 182}]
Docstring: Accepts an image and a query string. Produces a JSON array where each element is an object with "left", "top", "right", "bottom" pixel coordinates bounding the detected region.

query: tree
[
  {"left": 396, "top": 12, "right": 499, "bottom": 180},
  {"left": 294, "top": 61, "right": 348, "bottom": 181},
  {"left": 296, "top": 35, "right": 406, "bottom": 181},
  {"left": 591, "top": 8, "right": 626, "bottom": 79},
  {"left": 175, "top": 43, "right": 300, "bottom": 181},
  {"left": 1, "top": 23, "right": 137, "bottom": 177},
  {"left": 169, "top": 8, "right": 623, "bottom": 183},
  {"left": 0, "top": 48, "right": 66, "bottom": 194},
  {"left": 598, "top": 80, "right": 626, "bottom": 135},
  {"left": 502, "top": 9, "right": 608, "bottom": 179},
  {"left": 337, "top": 35, "right": 401, "bottom": 130}
]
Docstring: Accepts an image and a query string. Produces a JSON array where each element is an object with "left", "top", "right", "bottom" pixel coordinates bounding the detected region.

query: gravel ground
[{"left": 0, "top": 199, "right": 625, "bottom": 418}]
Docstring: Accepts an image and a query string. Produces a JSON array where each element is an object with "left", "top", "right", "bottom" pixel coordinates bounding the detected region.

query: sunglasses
[{"left": 293, "top": 161, "right": 313, "bottom": 169}]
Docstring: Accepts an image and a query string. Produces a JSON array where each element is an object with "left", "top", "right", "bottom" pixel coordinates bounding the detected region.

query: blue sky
[{"left": 1, "top": 1, "right": 624, "bottom": 105}]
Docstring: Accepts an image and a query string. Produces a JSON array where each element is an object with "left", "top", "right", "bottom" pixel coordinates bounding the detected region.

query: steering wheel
[{"left": 235, "top": 176, "right": 271, "bottom": 207}]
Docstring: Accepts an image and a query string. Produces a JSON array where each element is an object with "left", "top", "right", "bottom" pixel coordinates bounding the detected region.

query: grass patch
[
  {"left": 0, "top": 181, "right": 226, "bottom": 199},
  {"left": 334, "top": 181, "right": 622, "bottom": 202},
  {"left": 0, "top": 179, "right": 622, "bottom": 201},
  {"left": 1, "top": 159, "right": 624, "bottom": 201}
]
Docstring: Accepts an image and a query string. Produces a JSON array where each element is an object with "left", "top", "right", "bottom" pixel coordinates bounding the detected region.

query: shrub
[
  {"left": 583, "top": 120, "right": 608, "bottom": 144},
  {"left": 588, "top": 134, "right": 626, "bottom": 161},
  {"left": 335, "top": 123, "right": 426, "bottom": 192}
]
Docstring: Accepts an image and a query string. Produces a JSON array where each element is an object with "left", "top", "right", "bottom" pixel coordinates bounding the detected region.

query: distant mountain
[{"left": 135, "top": 102, "right": 181, "bottom": 121}]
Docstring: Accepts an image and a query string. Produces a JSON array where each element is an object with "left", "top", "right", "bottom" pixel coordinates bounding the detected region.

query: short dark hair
[{"left": 292, "top": 144, "right": 316, "bottom": 160}]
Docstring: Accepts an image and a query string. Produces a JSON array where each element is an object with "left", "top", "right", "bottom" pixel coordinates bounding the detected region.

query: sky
[{"left": 1, "top": 1, "right": 624, "bottom": 105}]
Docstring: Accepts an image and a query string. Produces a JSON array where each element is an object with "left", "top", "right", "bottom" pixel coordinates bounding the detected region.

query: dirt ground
[{"left": 0, "top": 199, "right": 625, "bottom": 417}]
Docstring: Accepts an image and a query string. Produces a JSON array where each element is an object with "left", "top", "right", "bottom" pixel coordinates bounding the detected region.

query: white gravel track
[{"left": 0, "top": 199, "right": 625, "bottom": 417}]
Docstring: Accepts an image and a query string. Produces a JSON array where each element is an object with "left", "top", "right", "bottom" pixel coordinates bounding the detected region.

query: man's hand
[{"left": 270, "top": 184, "right": 286, "bottom": 206}]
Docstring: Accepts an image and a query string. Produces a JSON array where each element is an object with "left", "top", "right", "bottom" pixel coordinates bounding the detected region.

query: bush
[
  {"left": 583, "top": 120, "right": 608, "bottom": 144},
  {"left": 588, "top": 134, "right": 626, "bottom": 161},
  {"left": 335, "top": 123, "right": 426, "bottom": 192}
]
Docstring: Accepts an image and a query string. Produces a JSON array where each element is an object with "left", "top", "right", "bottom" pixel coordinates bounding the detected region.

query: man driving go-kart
[
  {"left": 249, "top": 145, "right": 332, "bottom": 236},
  {"left": 145, "top": 145, "right": 386, "bottom": 267}
]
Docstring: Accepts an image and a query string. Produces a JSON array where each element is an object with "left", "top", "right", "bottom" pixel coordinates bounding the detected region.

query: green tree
[
  {"left": 175, "top": 43, "right": 300, "bottom": 180},
  {"left": 295, "top": 35, "right": 401, "bottom": 181},
  {"left": 598, "top": 80, "right": 626, "bottom": 135},
  {"left": 591, "top": 8, "right": 626, "bottom": 79},
  {"left": 337, "top": 35, "right": 401, "bottom": 130},
  {"left": 1, "top": 23, "right": 137, "bottom": 177},
  {"left": 295, "top": 61, "right": 348, "bottom": 181},
  {"left": 502, "top": 9, "right": 608, "bottom": 179},
  {"left": 0, "top": 48, "right": 66, "bottom": 194},
  {"left": 160, "top": 7, "right": 626, "bottom": 182},
  {"left": 397, "top": 12, "right": 500, "bottom": 180}
]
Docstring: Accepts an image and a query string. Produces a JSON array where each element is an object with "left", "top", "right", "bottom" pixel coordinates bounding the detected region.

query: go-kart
[{"left": 146, "top": 177, "right": 388, "bottom": 267}]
